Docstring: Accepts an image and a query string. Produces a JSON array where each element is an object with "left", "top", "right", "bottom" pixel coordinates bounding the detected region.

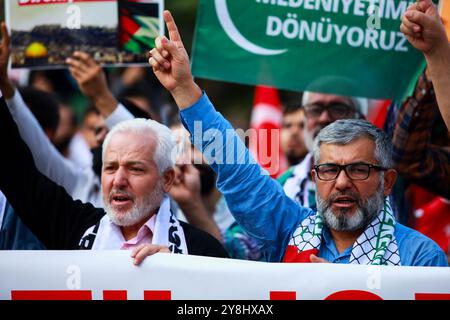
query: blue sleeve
[
  {"left": 180, "top": 93, "right": 313, "bottom": 262},
  {"left": 395, "top": 224, "right": 449, "bottom": 267},
  {"left": 414, "top": 249, "right": 449, "bottom": 267}
]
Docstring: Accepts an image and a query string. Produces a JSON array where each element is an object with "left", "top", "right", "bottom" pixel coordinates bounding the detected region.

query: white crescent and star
[{"left": 214, "top": 0, "right": 287, "bottom": 56}]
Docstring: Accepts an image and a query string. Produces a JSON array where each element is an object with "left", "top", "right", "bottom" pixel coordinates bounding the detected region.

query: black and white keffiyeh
[{"left": 286, "top": 199, "right": 401, "bottom": 265}]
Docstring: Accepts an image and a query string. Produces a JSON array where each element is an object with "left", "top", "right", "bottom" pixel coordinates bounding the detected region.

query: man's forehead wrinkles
[
  {"left": 105, "top": 145, "right": 151, "bottom": 158},
  {"left": 104, "top": 158, "right": 150, "bottom": 166}
]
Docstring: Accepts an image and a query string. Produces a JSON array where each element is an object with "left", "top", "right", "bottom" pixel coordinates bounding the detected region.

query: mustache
[
  {"left": 327, "top": 190, "right": 362, "bottom": 206},
  {"left": 108, "top": 189, "right": 135, "bottom": 202}
]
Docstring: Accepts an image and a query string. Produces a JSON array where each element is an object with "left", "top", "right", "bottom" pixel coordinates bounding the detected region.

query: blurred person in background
[
  {"left": 279, "top": 91, "right": 368, "bottom": 213},
  {"left": 280, "top": 102, "right": 308, "bottom": 168}
]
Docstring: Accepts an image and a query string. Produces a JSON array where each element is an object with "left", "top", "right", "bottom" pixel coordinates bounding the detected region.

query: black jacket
[{"left": 0, "top": 96, "right": 228, "bottom": 258}]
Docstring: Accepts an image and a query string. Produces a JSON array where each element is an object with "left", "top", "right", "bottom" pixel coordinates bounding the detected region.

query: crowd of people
[{"left": 0, "top": 0, "right": 448, "bottom": 270}]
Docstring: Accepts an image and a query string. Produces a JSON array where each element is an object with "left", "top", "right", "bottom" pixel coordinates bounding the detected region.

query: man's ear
[
  {"left": 162, "top": 168, "right": 175, "bottom": 192},
  {"left": 383, "top": 169, "right": 398, "bottom": 197}
]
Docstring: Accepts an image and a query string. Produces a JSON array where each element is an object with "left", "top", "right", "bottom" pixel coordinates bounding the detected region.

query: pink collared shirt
[{"left": 120, "top": 214, "right": 156, "bottom": 250}]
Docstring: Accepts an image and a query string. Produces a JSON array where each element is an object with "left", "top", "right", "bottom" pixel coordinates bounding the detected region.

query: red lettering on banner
[
  {"left": 7, "top": 290, "right": 449, "bottom": 300},
  {"left": 270, "top": 291, "right": 297, "bottom": 300},
  {"left": 415, "top": 293, "right": 450, "bottom": 300},
  {"left": 144, "top": 290, "right": 171, "bottom": 300},
  {"left": 103, "top": 290, "right": 128, "bottom": 300},
  {"left": 11, "top": 290, "right": 92, "bottom": 300},
  {"left": 18, "top": 0, "right": 114, "bottom": 6},
  {"left": 325, "top": 290, "right": 383, "bottom": 300}
]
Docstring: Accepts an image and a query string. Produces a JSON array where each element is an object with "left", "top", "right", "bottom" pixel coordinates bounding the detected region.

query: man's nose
[
  {"left": 291, "top": 124, "right": 302, "bottom": 135},
  {"left": 334, "top": 168, "right": 353, "bottom": 191},
  {"left": 318, "top": 109, "right": 332, "bottom": 125},
  {"left": 112, "top": 167, "right": 128, "bottom": 188}
]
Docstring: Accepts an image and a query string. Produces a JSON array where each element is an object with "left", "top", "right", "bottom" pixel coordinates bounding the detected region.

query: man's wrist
[
  {"left": 92, "top": 90, "right": 118, "bottom": 116},
  {"left": 0, "top": 77, "right": 16, "bottom": 100},
  {"left": 424, "top": 41, "right": 450, "bottom": 63},
  {"left": 171, "top": 80, "right": 203, "bottom": 110}
]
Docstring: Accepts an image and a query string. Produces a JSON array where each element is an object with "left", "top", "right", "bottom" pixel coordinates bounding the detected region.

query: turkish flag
[{"left": 249, "top": 86, "right": 287, "bottom": 178}]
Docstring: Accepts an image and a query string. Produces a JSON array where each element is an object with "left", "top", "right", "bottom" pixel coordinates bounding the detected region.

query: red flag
[
  {"left": 249, "top": 86, "right": 287, "bottom": 178},
  {"left": 414, "top": 197, "right": 450, "bottom": 254}
]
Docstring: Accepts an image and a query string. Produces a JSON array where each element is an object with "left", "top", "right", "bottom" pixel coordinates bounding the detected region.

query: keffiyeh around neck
[
  {"left": 80, "top": 195, "right": 188, "bottom": 253},
  {"left": 283, "top": 199, "right": 401, "bottom": 265}
]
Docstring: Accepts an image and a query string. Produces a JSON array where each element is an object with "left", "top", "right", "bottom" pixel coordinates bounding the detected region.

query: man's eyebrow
[
  {"left": 103, "top": 160, "right": 117, "bottom": 166},
  {"left": 125, "top": 161, "right": 148, "bottom": 166},
  {"left": 103, "top": 160, "right": 149, "bottom": 167}
]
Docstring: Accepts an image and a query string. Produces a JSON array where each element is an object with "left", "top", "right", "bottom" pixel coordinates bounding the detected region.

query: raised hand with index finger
[{"left": 149, "top": 10, "right": 202, "bottom": 109}]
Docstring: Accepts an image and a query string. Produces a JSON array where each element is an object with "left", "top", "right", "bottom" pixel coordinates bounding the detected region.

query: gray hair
[
  {"left": 313, "top": 119, "right": 393, "bottom": 169},
  {"left": 302, "top": 91, "right": 369, "bottom": 117},
  {"left": 102, "top": 118, "right": 176, "bottom": 174}
]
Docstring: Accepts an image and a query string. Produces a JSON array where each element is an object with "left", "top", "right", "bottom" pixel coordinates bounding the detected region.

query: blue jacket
[{"left": 180, "top": 93, "right": 448, "bottom": 266}]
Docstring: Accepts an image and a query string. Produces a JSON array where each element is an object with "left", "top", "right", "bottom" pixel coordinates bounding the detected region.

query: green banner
[{"left": 192, "top": 0, "right": 435, "bottom": 100}]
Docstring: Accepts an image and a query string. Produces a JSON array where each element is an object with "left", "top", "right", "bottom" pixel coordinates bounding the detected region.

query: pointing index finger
[{"left": 164, "top": 10, "right": 182, "bottom": 44}]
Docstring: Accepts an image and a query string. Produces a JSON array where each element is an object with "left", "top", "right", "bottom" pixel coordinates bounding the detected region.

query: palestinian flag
[{"left": 119, "top": 0, "right": 161, "bottom": 54}]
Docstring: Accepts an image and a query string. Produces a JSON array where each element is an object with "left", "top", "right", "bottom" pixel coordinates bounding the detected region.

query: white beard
[
  {"left": 104, "top": 182, "right": 165, "bottom": 227},
  {"left": 316, "top": 184, "right": 385, "bottom": 232}
]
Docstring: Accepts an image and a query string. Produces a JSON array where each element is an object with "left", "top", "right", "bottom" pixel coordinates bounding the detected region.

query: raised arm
[
  {"left": 66, "top": 51, "right": 134, "bottom": 127},
  {"left": 401, "top": 0, "right": 450, "bottom": 130},
  {"left": 392, "top": 72, "right": 450, "bottom": 198},
  {"left": 149, "top": 11, "right": 311, "bottom": 262},
  {"left": 0, "top": 93, "right": 103, "bottom": 249},
  {"left": 0, "top": 24, "right": 101, "bottom": 203}
]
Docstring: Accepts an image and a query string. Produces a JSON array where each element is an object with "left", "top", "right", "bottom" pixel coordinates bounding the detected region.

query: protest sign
[
  {"left": 5, "top": 0, "right": 164, "bottom": 69},
  {"left": 0, "top": 251, "right": 449, "bottom": 300},
  {"left": 192, "top": 0, "right": 439, "bottom": 100}
]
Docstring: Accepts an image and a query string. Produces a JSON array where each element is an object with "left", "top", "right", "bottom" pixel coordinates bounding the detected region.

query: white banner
[{"left": 0, "top": 251, "right": 449, "bottom": 300}]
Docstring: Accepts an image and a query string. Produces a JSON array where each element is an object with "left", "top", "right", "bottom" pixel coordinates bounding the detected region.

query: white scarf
[
  {"left": 284, "top": 199, "right": 401, "bottom": 265},
  {"left": 80, "top": 195, "right": 188, "bottom": 254}
]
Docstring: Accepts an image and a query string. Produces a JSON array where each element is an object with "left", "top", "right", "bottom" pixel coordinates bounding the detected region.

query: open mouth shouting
[
  {"left": 109, "top": 191, "right": 135, "bottom": 209},
  {"left": 329, "top": 193, "right": 360, "bottom": 212}
]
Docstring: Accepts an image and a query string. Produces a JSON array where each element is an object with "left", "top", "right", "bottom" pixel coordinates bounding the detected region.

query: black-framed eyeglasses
[
  {"left": 304, "top": 102, "right": 356, "bottom": 120},
  {"left": 314, "top": 163, "right": 387, "bottom": 181}
]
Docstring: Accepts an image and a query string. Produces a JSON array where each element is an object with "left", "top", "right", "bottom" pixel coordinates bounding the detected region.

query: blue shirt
[{"left": 180, "top": 93, "right": 448, "bottom": 267}]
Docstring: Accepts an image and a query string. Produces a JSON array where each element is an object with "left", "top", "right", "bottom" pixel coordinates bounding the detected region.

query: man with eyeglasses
[
  {"left": 280, "top": 91, "right": 368, "bottom": 213},
  {"left": 149, "top": 10, "right": 447, "bottom": 266}
]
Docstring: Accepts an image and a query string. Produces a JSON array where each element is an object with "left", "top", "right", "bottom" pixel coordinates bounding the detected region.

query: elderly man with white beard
[
  {"left": 147, "top": 10, "right": 447, "bottom": 266},
  {"left": 0, "top": 93, "right": 228, "bottom": 264}
]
